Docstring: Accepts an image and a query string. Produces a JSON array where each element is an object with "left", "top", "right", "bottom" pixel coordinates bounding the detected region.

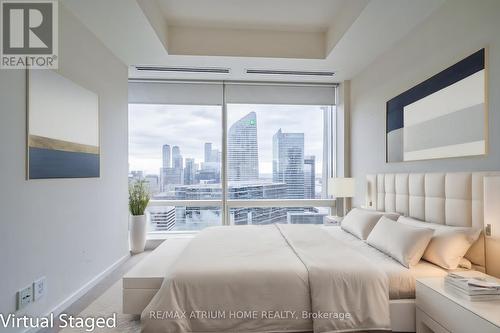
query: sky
[{"left": 129, "top": 103, "right": 329, "bottom": 176}]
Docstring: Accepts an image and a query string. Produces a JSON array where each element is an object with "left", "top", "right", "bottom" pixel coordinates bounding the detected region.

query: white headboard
[{"left": 366, "top": 172, "right": 500, "bottom": 271}]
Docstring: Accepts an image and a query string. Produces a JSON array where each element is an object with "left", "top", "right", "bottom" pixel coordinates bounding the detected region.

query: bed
[{"left": 130, "top": 171, "right": 497, "bottom": 333}]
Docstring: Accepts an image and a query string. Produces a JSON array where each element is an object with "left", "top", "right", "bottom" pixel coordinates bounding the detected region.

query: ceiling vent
[
  {"left": 246, "top": 69, "right": 335, "bottom": 76},
  {"left": 135, "top": 66, "right": 230, "bottom": 74}
]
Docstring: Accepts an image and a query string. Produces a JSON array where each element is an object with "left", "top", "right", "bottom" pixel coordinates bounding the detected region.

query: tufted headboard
[{"left": 366, "top": 172, "right": 500, "bottom": 272}]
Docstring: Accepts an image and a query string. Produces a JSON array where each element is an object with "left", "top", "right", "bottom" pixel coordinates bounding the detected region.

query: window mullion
[{"left": 221, "top": 82, "right": 229, "bottom": 225}]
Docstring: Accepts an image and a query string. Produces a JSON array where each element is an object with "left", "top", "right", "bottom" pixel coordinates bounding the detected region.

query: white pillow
[
  {"left": 367, "top": 216, "right": 434, "bottom": 268},
  {"left": 397, "top": 216, "right": 481, "bottom": 270},
  {"left": 341, "top": 208, "right": 399, "bottom": 240}
]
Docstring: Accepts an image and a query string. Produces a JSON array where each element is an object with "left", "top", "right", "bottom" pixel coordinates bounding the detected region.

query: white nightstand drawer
[
  {"left": 416, "top": 281, "right": 500, "bottom": 333},
  {"left": 416, "top": 308, "right": 450, "bottom": 333}
]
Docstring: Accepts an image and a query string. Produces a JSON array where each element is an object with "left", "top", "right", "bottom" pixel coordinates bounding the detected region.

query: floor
[
  {"left": 58, "top": 280, "right": 141, "bottom": 333},
  {"left": 38, "top": 249, "right": 153, "bottom": 333}
]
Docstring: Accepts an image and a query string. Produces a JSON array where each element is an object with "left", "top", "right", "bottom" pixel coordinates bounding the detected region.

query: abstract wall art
[
  {"left": 386, "top": 48, "right": 487, "bottom": 162},
  {"left": 27, "top": 70, "right": 100, "bottom": 179}
]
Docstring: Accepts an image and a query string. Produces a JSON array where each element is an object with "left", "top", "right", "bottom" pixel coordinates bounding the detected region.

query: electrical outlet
[
  {"left": 33, "top": 277, "right": 46, "bottom": 301},
  {"left": 485, "top": 224, "right": 492, "bottom": 237},
  {"left": 17, "top": 285, "right": 33, "bottom": 310}
]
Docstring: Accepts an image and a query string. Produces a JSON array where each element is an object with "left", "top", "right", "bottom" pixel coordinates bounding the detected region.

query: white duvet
[{"left": 141, "top": 224, "right": 390, "bottom": 333}]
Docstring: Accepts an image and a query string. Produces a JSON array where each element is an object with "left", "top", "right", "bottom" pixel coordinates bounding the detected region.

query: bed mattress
[
  {"left": 322, "top": 226, "right": 449, "bottom": 299},
  {"left": 141, "top": 224, "right": 393, "bottom": 332},
  {"left": 136, "top": 225, "right": 460, "bottom": 332}
]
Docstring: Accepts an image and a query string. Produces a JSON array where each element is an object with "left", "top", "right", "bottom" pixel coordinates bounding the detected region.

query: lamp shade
[
  {"left": 484, "top": 176, "right": 500, "bottom": 239},
  {"left": 328, "top": 178, "right": 355, "bottom": 198}
]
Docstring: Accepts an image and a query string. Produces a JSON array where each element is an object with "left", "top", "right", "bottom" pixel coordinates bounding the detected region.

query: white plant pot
[{"left": 130, "top": 215, "right": 147, "bottom": 254}]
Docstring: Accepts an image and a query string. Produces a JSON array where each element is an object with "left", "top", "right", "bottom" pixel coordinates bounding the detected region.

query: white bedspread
[
  {"left": 277, "top": 224, "right": 390, "bottom": 333},
  {"left": 141, "top": 224, "right": 390, "bottom": 333},
  {"left": 322, "top": 226, "right": 449, "bottom": 299}
]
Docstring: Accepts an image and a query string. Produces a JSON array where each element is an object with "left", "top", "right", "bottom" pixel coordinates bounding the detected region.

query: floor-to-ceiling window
[
  {"left": 128, "top": 81, "right": 337, "bottom": 234},
  {"left": 129, "top": 104, "right": 223, "bottom": 232},
  {"left": 226, "top": 104, "right": 334, "bottom": 225}
]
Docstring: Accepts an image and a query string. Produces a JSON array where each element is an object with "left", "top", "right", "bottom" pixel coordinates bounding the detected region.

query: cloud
[{"left": 129, "top": 103, "right": 328, "bottom": 175}]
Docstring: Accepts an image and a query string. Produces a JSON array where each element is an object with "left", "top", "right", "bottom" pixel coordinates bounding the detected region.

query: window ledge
[{"left": 147, "top": 231, "right": 199, "bottom": 240}]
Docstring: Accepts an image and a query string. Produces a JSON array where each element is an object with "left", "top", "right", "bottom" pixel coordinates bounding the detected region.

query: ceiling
[
  {"left": 63, "top": 0, "right": 446, "bottom": 82},
  {"left": 156, "top": 0, "right": 348, "bottom": 32}
]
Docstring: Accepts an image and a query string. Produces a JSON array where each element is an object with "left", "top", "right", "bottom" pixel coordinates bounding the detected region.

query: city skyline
[
  {"left": 142, "top": 111, "right": 319, "bottom": 203},
  {"left": 129, "top": 103, "right": 326, "bottom": 175},
  {"left": 131, "top": 120, "right": 318, "bottom": 188},
  {"left": 129, "top": 109, "right": 326, "bottom": 231}
]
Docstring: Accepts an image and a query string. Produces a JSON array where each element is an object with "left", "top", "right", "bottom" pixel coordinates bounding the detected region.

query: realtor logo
[{"left": 1, "top": 0, "right": 58, "bottom": 68}]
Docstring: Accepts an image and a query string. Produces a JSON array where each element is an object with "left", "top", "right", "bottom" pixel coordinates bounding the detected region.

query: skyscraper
[
  {"left": 172, "top": 146, "right": 183, "bottom": 169},
  {"left": 304, "top": 155, "right": 316, "bottom": 199},
  {"left": 161, "top": 145, "right": 183, "bottom": 191},
  {"left": 160, "top": 144, "right": 172, "bottom": 191},
  {"left": 211, "top": 148, "right": 221, "bottom": 163},
  {"left": 162, "top": 144, "right": 171, "bottom": 168},
  {"left": 184, "top": 158, "right": 196, "bottom": 185},
  {"left": 201, "top": 142, "right": 220, "bottom": 184},
  {"left": 204, "top": 143, "right": 212, "bottom": 163},
  {"left": 228, "top": 112, "right": 259, "bottom": 181},
  {"left": 273, "top": 129, "right": 305, "bottom": 199}
]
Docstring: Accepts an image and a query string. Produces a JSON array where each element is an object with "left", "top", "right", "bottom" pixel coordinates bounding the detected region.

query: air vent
[
  {"left": 246, "top": 69, "right": 335, "bottom": 77},
  {"left": 135, "top": 66, "right": 230, "bottom": 74}
]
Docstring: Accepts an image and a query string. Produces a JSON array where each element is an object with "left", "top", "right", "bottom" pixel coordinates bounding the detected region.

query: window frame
[{"left": 128, "top": 80, "right": 338, "bottom": 232}]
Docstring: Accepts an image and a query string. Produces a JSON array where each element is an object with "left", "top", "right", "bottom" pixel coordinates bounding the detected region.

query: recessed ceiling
[
  {"left": 157, "top": 0, "right": 348, "bottom": 32},
  {"left": 144, "top": 0, "right": 365, "bottom": 59},
  {"left": 63, "top": 0, "right": 446, "bottom": 82}
]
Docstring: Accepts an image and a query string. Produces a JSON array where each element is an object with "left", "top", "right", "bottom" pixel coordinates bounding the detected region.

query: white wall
[
  {"left": 349, "top": 0, "right": 500, "bottom": 277},
  {"left": 350, "top": 0, "right": 500, "bottom": 206},
  {"left": 0, "top": 5, "right": 129, "bottom": 331}
]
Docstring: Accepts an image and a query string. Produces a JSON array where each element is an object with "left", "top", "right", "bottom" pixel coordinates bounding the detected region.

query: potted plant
[{"left": 129, "top": 180, "right": 150, "bottom": 253}]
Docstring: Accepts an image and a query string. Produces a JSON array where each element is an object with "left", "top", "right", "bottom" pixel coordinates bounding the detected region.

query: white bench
[{"left": 122, "top": 238, "right": 192, "bottom": 315}]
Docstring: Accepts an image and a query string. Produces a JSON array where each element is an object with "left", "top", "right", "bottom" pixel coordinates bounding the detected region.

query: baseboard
[
  {"left": 24, "top": 253, "right": 130, "bottom": 333},
  {"left": 50, "top": 254, "right": 130, "bottom": 315}
]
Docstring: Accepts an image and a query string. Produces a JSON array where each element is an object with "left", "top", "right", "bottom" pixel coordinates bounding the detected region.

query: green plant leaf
[{"left": 128, "top": 180, "right": 151, "bottom": 216}]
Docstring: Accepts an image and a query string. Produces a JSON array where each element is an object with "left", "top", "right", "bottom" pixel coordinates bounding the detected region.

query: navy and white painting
[
  {"left": 28, "top": 70, "right": 99, "bottom": 179},
  {"left": 386, "top": 49, "right": 486, "bottom": 162}
]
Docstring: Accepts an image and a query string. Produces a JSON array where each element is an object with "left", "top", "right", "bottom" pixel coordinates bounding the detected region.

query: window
[
  {"left": 128, "top": 82, "right": 337, "bottom": 233},
  {"left": 129, "top": 104, "right": 222, "bottom": 232},
  {"left": 226, "top": 104, "right": 334, "bottom": 225}
]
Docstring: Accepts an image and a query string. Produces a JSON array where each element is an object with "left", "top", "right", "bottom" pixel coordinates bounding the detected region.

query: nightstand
[
  {"left": 416, "top": 275, "right": 500, "bottom": 333},
  {"left": 323, "top": 215, "right": 343, "bottom": 226}
]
